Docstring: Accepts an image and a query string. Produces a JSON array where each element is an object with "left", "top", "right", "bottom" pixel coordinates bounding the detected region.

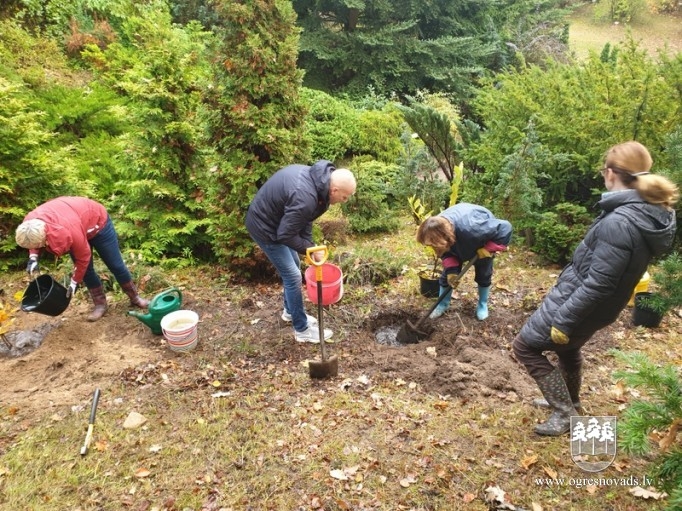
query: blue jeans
[
  {"left": 73, "top": 217, "right": 132, "bottom": 290},
  {"left": 251, "top": 237, "right": 309, "bottom": 332}
]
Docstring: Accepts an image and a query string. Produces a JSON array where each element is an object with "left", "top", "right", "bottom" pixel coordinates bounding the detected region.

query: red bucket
[{"left": 305, "top": 263, "right": 343, "bottom": 305}]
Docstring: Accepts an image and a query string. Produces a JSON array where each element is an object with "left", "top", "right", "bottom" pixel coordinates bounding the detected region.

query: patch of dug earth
[{"left": 343, "top": 299, "right": 537, "bottom": 402}]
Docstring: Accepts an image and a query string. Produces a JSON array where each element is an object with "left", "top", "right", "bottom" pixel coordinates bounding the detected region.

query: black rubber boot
[
  {"left": 532, "top": 368, "right": 583, "bottom": 413},
  {"left": 121, "top": 281, "right": 149, "bottom": 309},
  {"left": 87, "top": 286, "right": 108, "bottom": 322},
  {"left": 533, "top": 369, "right": 578, "bottom": 436}
]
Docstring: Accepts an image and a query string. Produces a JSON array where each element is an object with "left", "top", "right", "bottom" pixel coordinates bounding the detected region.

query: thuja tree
[
  {"left": 0, "top": 78, "right": 79, "bottom": 258},
  {"left": 202, "top": 0, "right": 308, "bottom": 266},
  {"left": 82, "top": 2, "right": 214, "bottom": 264}
]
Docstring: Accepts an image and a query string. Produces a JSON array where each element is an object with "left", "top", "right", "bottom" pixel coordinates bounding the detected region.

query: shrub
[
  {"left": 532, "top": 202, "right": 592, "bottom": 264},
  {"left": 341, "top": 158, "right": 401, "bottom": 234},
  {"left": 612, "top": 351, "right": 682, "bottom": 510},
  {"left": 334, "top": 246, "right": 409, "bottom": 286},
  {"left": 301, "top": 87, "right": 358, "bottom": 163}
]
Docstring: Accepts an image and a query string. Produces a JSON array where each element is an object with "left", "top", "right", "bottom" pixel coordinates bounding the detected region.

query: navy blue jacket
[
  {"left": 245, "top": 161, "right": 334, "bottom": 254},
  {"left": 439, "top": 203, "right": 513, "bottom": 263},
  {"left": 520, "top": 189, "right": 676, "bottom": 350}
]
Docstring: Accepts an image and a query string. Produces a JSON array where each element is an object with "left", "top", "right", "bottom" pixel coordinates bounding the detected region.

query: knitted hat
[{"left": 15, "top": 219, "right": 47, "bottom": 249}]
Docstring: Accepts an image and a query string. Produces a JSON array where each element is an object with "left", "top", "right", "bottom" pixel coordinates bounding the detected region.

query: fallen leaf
[
  {"left": 357, "top": 375, "right": 370, "bottom": 385},
  {"left": 531, "top": 503, "right": 543, "bottom": 511},
  {"left": 629, "top": 486, "right": 667, "bottom": 500},
  {"left": 211, "top": 380, "right": 221, "bottom": 387},
  {"left": 521, "top": 454, "right": 538, "bottom": 470},
  {"left": 433, "top": 401, "right": 449, "bottom": 411},
  {"left": 543, "top": 465, "right": 558, "bottom": 479},
  {"left": 330, "top": 469, "right": 348, "bottom": 481},
  {"left": 659, "top": 418, "right": 681, "bottom": 451},
  {"left": 94, "top": 440, "right": 108, "bottom": 452},
  {"left": 462, "top": 493, "right": 476, "bottom": 503},
  {"left": 134, "top": 468, "right": 151, "bottom": 478}
]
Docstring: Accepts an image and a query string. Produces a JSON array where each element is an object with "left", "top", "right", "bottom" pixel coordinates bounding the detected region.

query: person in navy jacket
[
  {"left": 416, "top": 203, "right": 512, "bottom": 321},
  {"left": 246, "top": 161, "right": 356, "bottom": 343}
]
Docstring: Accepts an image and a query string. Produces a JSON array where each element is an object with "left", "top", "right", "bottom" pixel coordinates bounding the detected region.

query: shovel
[
  {"left": 397, "top": 254, "right": 478, "bottom": 344},
  {"left": 306, "top": 246, "right": 339, "bottom": 379}
]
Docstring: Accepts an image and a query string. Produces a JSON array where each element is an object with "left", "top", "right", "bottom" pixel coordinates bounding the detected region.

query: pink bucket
[{"left": 305, "top": 263, "right": 343, "bottom": 305}]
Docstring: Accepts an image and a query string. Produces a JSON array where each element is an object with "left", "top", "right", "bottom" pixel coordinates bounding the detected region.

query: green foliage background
[{"left": 0, "top": 0, "right": 680, "bottom": 272}]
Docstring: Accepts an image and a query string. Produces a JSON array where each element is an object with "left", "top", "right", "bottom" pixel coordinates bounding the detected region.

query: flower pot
[
  {"left": 418, "top": 271, "right": 440, "bottom": 298},
  {"left": 632, "top": 292, "right": 663, "bottom": 328}
]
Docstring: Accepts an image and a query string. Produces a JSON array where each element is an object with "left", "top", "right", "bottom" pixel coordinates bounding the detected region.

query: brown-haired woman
[
  {"left": 513, "top": 141, "right": 678, "bottom": 436},
  {"left": 416, "top": 203, "right": 512, "bottom": 320}
]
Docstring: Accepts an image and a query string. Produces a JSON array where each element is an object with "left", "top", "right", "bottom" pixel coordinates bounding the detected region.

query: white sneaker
[
  {"left": 281, "top": 310, "right": 318, "bottom": 325},
  {"left": 295, "top": 326, "right": 333, "bottom": 344}
]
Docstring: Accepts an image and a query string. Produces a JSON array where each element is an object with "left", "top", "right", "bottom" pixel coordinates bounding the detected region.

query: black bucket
[
  {"left": 632, "top": 292, "right": 663, "bottom": 328},
  {"left": 21, "top": 275, "right": 71, "bottom": 317},
  {"left": 419, "top": 274, "right": 440, "bottom": 298}
]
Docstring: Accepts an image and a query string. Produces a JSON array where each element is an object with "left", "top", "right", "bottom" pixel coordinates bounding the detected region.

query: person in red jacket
[{"left": 15, "top": 196, "right": 149, "bottom": 321}]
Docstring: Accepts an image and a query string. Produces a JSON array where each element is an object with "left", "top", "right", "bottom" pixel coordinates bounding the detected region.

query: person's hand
[
  {"left": 476, "top": 247, "right": 492, "bottom": 259},
  {"left": 446, "top": 273, "right": 461, "bottom": 288},
  {"left": 550, "top": 326, "right": 569, "bottom": 345},
  {"left": 26, "top": 255, "right": 39, "bottom": 275},
  {"left": 66, "top": 279, "right": 78, "bottom": 299},
  {"left": 311, "top": 250, "right": 325, "bottom": 263}
]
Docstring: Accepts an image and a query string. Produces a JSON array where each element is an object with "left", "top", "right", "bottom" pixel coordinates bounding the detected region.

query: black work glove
[{"left": 26, "top": 255, "right": 39, "bottom": 275}]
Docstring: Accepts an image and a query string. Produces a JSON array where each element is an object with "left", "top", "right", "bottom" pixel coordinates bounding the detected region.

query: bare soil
[{"left": 0, "top": 268, "right": 631, "bottom": 420}]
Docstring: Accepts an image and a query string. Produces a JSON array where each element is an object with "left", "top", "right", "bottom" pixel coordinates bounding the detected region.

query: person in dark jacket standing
[
  {"left": 513, "top": 141, "right": 678, "bottom": 436},
  {"left": 416, "top": 203, "right": 512, "bottom": 320},
  {"left": 246, "top": 161, "right": 356, "bottom": 343},
  {"left": 15, "top": 196, "right": 150, "bottom": 322}
]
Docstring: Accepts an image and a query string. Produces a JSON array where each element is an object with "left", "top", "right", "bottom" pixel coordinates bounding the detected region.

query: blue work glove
[
  {"left": 66, "top": 279, "right": 78, "bottom": 299},
  {"left": 26, "top": 255, "right": 39, "bottom": 275}
]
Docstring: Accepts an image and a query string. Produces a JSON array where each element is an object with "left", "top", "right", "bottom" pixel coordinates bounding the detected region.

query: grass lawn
[{"left": 569, "top": 3, "right": 682, "bottom": 59}]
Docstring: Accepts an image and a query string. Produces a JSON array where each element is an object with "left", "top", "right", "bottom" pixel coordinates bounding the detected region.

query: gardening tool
[
  {"left": 128, "top": 287, "right": 182, "bottom": 335},
  {"left": 80, "top": 387, "right": 101, "bottom": 456},
  {"left": 397, "top": 254, "right": 479, "bottom": 344},
  {"left": 306, "top": 246, "right": 339, "bottom": 379}
]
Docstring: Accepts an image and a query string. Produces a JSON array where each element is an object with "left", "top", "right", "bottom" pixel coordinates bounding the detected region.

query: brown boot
[
  {"left": 121, "top": 281, "right": 149, "bottom": 309},
  {"left": 87, "top": 286, "right": 108, "bottom": 322}
]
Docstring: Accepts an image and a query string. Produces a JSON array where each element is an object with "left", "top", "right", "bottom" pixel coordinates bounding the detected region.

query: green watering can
[{"left": 128, "top": 287, "right": 182, "bottom": 335}]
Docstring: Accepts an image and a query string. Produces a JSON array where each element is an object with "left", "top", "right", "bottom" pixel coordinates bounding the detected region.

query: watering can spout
[
  {"left": 128, "top": 309, "right": 153, "bottom": 325},
  {"left": 127, "top": 287, "right": 182, "bottom": 335}
]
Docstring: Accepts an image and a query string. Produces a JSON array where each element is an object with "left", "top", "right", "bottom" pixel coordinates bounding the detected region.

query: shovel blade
[
  {"left": 309, "top": 355, "right": 339, "bottom": 379},
  {"left": 396, "top": 321, "right": 428, "bottom": 344}
]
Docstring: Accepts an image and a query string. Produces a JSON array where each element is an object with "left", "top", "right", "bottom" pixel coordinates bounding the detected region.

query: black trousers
[{"left": 512, "top": 334, "right": 583, "bottom": 379}]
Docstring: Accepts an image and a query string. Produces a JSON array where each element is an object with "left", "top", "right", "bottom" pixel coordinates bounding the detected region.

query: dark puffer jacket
[
  {"left": 520, "top": 189, "right": 676, "bottom": 351},
  {"left": 245, "top": 160, "right": 334, "bottom": 254}
]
